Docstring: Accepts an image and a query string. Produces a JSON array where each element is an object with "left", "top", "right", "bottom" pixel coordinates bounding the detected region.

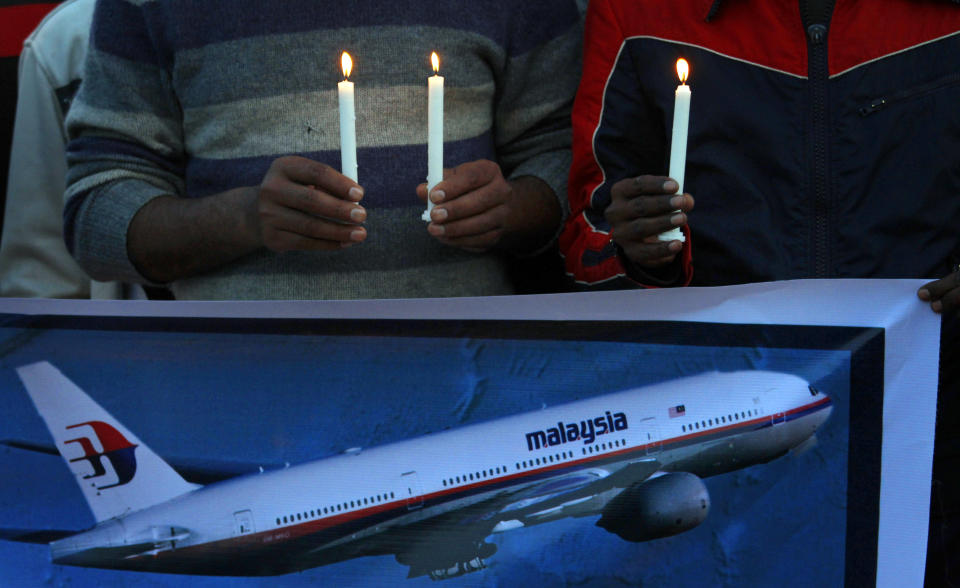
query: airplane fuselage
[{"left": 48, "top": 370, "right": 832, "bottom": 576}]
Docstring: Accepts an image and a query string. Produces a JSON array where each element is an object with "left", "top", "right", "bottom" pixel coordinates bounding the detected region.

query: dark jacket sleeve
[{"left": 559, "top": 0, "right": 692, "bottom": 288}]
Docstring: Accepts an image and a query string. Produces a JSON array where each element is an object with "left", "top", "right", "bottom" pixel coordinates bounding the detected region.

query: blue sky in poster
[{"left": 0, "top": 320, "right": 850, "bottom": 587}]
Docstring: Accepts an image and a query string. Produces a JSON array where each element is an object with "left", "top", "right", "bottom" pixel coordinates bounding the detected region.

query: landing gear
[
  {"left": 428, "top": 556, "right": 486, "bottom": 580},
  {"left": 401, "top": 540, "right": 497, "bottom": 580}
]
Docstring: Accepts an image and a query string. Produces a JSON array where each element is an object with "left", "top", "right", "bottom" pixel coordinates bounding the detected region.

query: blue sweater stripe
[
  {"left": 184, "top": 133, "right": 496, "bottom": 204},
  {"left": 67, "top": 136, "right": 185, "bottom": 174},
  {"left": 92, "top": 0, "right": 580, "bottom": 64}
]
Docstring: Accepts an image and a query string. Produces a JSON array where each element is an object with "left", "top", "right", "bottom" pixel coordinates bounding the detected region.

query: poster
[{"left": 0, "top": 279, "right": 940, "bottom": 586}]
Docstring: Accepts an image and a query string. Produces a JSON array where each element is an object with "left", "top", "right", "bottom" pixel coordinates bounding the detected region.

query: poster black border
[{"left": 0, "top": 314, "right": 884, "bottom": 586}]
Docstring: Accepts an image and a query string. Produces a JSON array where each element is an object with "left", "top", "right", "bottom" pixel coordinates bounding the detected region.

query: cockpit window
[{"left": 809, "top": 385, "right": 819, "bottom": 396}]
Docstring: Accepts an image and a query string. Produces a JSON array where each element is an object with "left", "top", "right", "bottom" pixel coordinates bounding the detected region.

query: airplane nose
[{"left": 816, "top": 396, "right": 834, "bottom": 428}]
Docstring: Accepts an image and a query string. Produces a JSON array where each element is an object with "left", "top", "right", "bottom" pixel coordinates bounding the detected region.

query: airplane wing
[
  {"left": 0, "top": 528, "right": 80, "bottom": 544},
  {"left": 313, "top": 458, "right": 662, "bottom": 579}
]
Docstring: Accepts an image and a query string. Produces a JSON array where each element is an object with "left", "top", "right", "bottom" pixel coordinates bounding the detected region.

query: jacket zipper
[
  {"left": 804, "top": 6, "right": 833, "bottom": 279},
  {"left": 859, "top": 72, "right": 960, "bottom": 116}
]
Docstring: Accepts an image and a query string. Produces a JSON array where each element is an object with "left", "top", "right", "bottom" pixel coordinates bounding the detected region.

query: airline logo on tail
[{"left": 64, "top": 421, "right": 138, "bottom": 490}]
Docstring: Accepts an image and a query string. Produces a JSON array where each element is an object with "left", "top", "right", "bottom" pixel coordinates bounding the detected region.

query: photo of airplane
[{"left": 5, "top": 362, "right": 831, "bottom": 581}]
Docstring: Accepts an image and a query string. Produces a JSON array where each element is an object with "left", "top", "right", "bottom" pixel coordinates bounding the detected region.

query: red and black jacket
[{"left": 560, "top": 0, "right": 960, "bottom": 287}]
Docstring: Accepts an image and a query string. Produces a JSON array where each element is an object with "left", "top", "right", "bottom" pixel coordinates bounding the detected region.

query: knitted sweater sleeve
[
  {"left": 493, "top": 0, "right": 583, "bottom": 249},
  {"left": 64, "top": 0, "right": 185, "bottom": 284}
]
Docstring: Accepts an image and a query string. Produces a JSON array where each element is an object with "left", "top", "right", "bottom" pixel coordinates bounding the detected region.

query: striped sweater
[{"left": 64, "top": 0, "right": 582, "bottom": 300}]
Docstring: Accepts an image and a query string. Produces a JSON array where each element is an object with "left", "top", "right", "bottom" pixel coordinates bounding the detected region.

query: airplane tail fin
[{"left": 15, "top": 361, "right": 200, "bottom": 523}]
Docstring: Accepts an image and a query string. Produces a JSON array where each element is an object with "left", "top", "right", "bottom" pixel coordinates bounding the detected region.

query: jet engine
[{"left": 596, "top": 472, "right": 710, "bottom": 542}]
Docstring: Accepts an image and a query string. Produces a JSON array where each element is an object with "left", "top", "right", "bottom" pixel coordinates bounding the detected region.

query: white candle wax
[
  {"left": 659, "top": 64, "right": 690, "bottom": 243},
  {"left": 338, "top": 52, "right": 358, "bottom": 183},
  {"left": 423, "top": 54, "right": 444, "bottom": 222},
  {"left": 338, "top": 80, "right": 357, "bottom": 182}
]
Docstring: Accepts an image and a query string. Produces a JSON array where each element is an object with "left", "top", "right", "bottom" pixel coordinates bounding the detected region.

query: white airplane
[{"left": 6, "top": 361, "right": 831, "bottom": 580}]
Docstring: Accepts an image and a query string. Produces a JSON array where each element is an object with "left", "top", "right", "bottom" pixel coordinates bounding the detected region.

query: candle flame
[
  {"left": 676, "top": 58, "right": 689, "bottom": 84},
  {"left": 431, "top": 51, "right": 440, "bottom": 74},
  {"left": 341, "top": 52, "right": 353, "bottom": 79}
]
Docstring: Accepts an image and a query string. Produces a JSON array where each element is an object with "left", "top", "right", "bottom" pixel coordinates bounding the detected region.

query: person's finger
[
  {"left": 267, "top": 185, "right": 366, "bottom": 224},
  {"left": 612, "top": 176, "right": 678, "bottom": 199},
  {"left": 264, "top": 227, "right": 364, "bottom": 252},
  {"left": 259, "top": 202, "right": 366, "bottom": 250},
  {"left": 430, "top": 160, "right": 501, "bottom": 203},
  {"left": 606, "top": 193, "right": 691, "bottom": 224},
  {"left": 935, "top": 286, "right": 960, "bottom": 314},
  {"left": 417, "top": 166, "right": 459, "bottom": 203},
  {"left": 431, "top": 182, "right": 509, "bottom": 224},
  {"left": 433, "top": 227, "right": 504, "bottom": 251},
  {"left": 618, "top": 239, "right": 682, "bottom": 267},
  {"left": 428, "top": 204, "right": 507, "bottom": 239},
  {"left": 275, "top": 156, "right": 362, "bottom": 203},
  {"left": 610, "top": 209, "right": 687, "bottom": 243},
  {"left": 918, "top": 270, "right": 960, "bottom": 301}
]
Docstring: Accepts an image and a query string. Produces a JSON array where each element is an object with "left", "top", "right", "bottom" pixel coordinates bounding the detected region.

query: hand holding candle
[
  {"left": 659, "top": 58, "right": 690, "bottom": 243},
  {"left": 423, "top": 51, "right": 444, "bottom": 222},
  {"left": 338, "top": 52, "right": 358, "bottom": 183}
]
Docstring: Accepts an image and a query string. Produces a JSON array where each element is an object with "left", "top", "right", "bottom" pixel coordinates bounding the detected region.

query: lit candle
[
  {"left": 659, "top": 58, "right": 690, "bottom": 243},
  {"left": 422, "top": 51, "right": 444, "bottom": 222},
  {"left": 338, "top": 52, "right": 358, "bottom": 182}
]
